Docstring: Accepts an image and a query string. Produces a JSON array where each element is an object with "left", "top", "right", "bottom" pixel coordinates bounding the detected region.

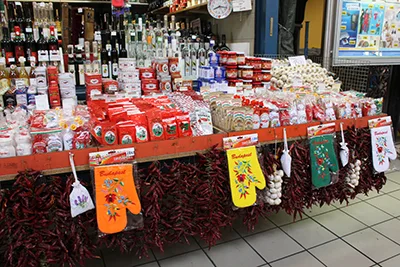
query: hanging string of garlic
[
  {"left": 346, "top": 159, "right": 361, "bottom": 188},
  {"left": 266, "top": 170, "right": 283, "bottom": 205}
]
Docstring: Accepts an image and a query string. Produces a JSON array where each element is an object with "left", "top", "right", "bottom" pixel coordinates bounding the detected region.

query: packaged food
[
  {"left": 226, "top": 52, "right": 237, "bottom": 66},
  {"left": 139, "top": 67, "right": 155, "bottom": 79},
  {"left": 262, "top": 70, "right": 272, "bottom": 82},
  {"left": 214, "top": 66, "right": 226, "bottom": 79},
  {"left": 226, "top": 66, "right": 238, "bottom": 79},
  {"left": 237, "top": 52, "right": 246, "bottom": 65},
  {"left": 240, "top": 66, "right": 254, "bottom": 79},
  {"left": 253, "top": 70, "right": 263, "bottom": 82},
  {"left": 261, "top": 58, "right": 272, "bottom": 70}
]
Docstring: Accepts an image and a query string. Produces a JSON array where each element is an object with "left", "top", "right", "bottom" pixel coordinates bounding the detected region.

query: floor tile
[
  {"left": 380, "top": 254, "right": 400, "bottom": 267},
  {"left": 196, "top": 227, "right": 240, "bottom": 248},
  {"left": 267, "top": 211, "right": 303, "bottom": 226},
  {"left": 373, "top": 219, "right": 400, "bottom": 244},
  {"left": 84, "top": 256, "right": 105, "bottom": 267},
  {"left": 245, "top": 228, "right": 303, "bottom": 262},
  {"left": 313, "top": 210, "right": 366, "bottom": 236},
  {"left": 344, "top": 228, "right": 400, "bottom": 262},
  {"left": 388, "top": 190, "right": 400, "bottom": 200},
  {"left": 281, "top": 218, "right": 336, "bottom": 249},
  {"left": 138, "top": 263, "right": 159, "bottom": 267},
  {"left": 153, "top": 237, "right": 200, "bottom": 260},
  {"left": 331, "top": 197, "right": 362, "bottom": 208},
  {"left": 341, "top": 201, "right": 392, "bottom": 226},
  {"left": 303, "top": 204, "right": 336, "bottom": 217},
  {"left": 388, "top": 160, "right": 400, "bottom": 173},
  {"left": 159, "top": 250, "right": 213, "bottom": 267},
  {"left": 381, "top": 180, "right": 400, "bottom": 193},
  {"left": 310, "top": 239, "right": 374, "bottom": 267},
  {"left": 356, "top": 189, "right": 385, "bottom": 200},
  {"left": 205, "top": 239, "right": 265, "bottom": 267},
  {"left": 233, "top": 217, "right": 275, "bottom": 237},
  {"left": 270, "top": 251, "right": 324, "bottom": 267},
  {"left": 367, "top": 195, "right": 400, "bottom": 216},
  {"left": 386, "top": 170, "right": 400, "bottom": 183},
  {"left": 102, "top": 247, "right": 155, "bottom": 267}
]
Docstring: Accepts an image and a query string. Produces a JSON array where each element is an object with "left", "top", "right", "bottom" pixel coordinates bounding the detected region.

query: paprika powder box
[
  {"left": 47, "top": 66, "right": 59, "bottom": 85},
  {"left": 117, "top": 123, "right": 136, "bottom": 144},
  {"left": 85, "top": 73, "right": 102, "bottom": 86},
  {"left": 103, "top": 79, "right": 119, "bottom": 94},
  {"left": 48, "top": 85, "right": 61, "bottom": 108},
  {"left": 86, "top": 84, "right": 103, "bottom": 100},
  {"left": 139, "top": 67, "right": 155, "bottom": 79}
]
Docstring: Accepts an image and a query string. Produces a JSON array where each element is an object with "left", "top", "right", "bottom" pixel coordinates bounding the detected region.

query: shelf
[
  {"left": 168, "top": 2, "right": 208, "bottom": 16},
  {"left": 0, "top": 115, "right": 385, "bottom": 181},
  {"left": 148, "top": 5, "right": 170, "bottom": 14},
  {"left": 127, "top": 1, "right": 149, "bottom": 5}
]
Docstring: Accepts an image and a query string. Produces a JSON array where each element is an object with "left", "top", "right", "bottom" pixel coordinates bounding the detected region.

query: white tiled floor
[{"left": 89, "top": 168, "right": 400, "bottom": 267}]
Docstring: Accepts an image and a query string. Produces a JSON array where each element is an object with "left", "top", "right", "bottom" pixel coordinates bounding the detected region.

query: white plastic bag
[
  {"left": 280, "top": 128, "right": 292, "bottom": 177},
  {"left": 339, "top": 123, "right": 349, "bottom": 167},
  {"left": 69, "top": 153, "right": 95, "bottom": 218}
]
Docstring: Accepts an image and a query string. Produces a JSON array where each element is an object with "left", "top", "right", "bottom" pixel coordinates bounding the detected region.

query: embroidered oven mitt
[
  {"left": 310, "top": 135, "right": 339, "bottom": 189},
  {"left": 94, "top": 164, "right": 141, "bottom": 234},
  {"left": 371, "top": 125, "right": 397, "bottom": 173},
  {"left": 227, "top": 146, "right": 266, "bottom": 208}
]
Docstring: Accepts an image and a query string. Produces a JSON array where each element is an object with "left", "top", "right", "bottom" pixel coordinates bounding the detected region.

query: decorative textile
[{"left": 371, "top": 126, "right": 397, "bottom": 173}]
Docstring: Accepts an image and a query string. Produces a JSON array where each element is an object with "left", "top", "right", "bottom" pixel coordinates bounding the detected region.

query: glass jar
[
  {"left": 226, "top": 66, "right": 238, "bottom": 79},
  {"left": 219, "top": 51, "right": 228, "bottom": 65},
  {"left": 236, "top": 52, "right": 246, "bottom": 65},
  {"left": 16, "top": 134, "right": 32, "bottom": 156},
  {"left": 0, "top": 137, "right": 16, "bottom": 158},
  {"left": 252, "top": 57, "right": 262, "bottom": 70},
  {"left": 240, "top": 66, "right": 254, "bottom": 79},
  {"left": 245, "top": 56, "right": 254, "bottom": 66},
  {"left": 253, "top": 70, "right": 263, "bottom": 82},
  {"left": 226, "top": 51, "right": 238, "bottom": 65},
  {"left": 262, "top": 70, "right": 272, "bottom": 82},
  {"left": 261, "top": 58, "right": 272, "bottom": 70}
]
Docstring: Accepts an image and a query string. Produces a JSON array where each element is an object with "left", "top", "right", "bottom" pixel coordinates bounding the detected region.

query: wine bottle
[
  {"left": 101, "top": 39, "right": 109, "bottom": 78},
  {"left": 15, "top": 2, "right": 25, "bottom": 38},
  {"left": 1, "top": 27, "right": 14, "bottom": 66},
  {"left": 119, "top": 31, "right": 128, "bottom": 58},
  {"left": 8, "top": 3, "right": 15, "bottom": 39},
  {"left": 111, "top": 32, "right": 118, "bottom": 79},
  {"left": 48, "top": 26, "right": 58, "bottom": 51},
  {"left": 14, "top": 26, "right": 25, "bottom": 65},
  {"left": 37, "top": 27, "right": 49, "bottom": 66},
  {"left": 75, "top": 46, "right": 85, "bottom": 86},
  {"left": 79, "top": 15, "right": 85, "bottom": 48},
  {"left": 219, "top": 34, "right": 230, "bottom": 51},
  {"left": 67, "top": 45, "right": 76, "bottom": 84},
  {"left": 25, "top": 25, "right": 37, "bottom": 65}
]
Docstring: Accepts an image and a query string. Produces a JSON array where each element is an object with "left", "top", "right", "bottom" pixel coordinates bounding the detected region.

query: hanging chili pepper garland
[{"left": 0, "top": 127, "right": 389, "bottom": 266}]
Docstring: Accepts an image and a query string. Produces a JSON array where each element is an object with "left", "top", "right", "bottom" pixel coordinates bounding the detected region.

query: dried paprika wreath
[{"left": 0, "top": 128, "right": 386, "bottom": 267}]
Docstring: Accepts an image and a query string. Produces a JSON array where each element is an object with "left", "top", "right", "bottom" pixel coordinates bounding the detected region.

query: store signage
[
  {"left": 288, "top": 55, "right": 307, "bottom": 66},
  {"left": 232, "top": 0, "right": 252, "bottom": 12}
]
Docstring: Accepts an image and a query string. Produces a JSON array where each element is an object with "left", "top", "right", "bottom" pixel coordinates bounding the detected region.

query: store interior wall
[
  {"left": 211, "top": 1, "right": 256, "bottom": 55},
  {"left": 299, "top": 0, "right": 326, "bottom": 55}
]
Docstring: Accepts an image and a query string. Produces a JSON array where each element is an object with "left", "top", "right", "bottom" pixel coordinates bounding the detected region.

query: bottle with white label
[
  {"left": 67, "top": 45, "right": 76, "bottom": 84},
  {"left": 75, "top": 47, "right": 85, "bottom": 86}
]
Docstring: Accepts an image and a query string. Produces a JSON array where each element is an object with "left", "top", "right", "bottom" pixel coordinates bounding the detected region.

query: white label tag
[
  {"left": 49, "top": 50, "right": 61, "bottom": 61},
  {"left": 35, "top": 94, "right": 50, "bottom": 110},
  {"left": 288, "top": 55, "right": 307, "bottom": 66}
]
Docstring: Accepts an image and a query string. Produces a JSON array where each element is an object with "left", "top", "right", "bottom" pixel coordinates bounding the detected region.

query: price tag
[
  {"left": 317, "top": 82, "right": 326, "bottom": 92},
  {"left": 292, "top": 77, "right": 303, "bottom": 87},
  {"left": 288, "top": 55, "right": 307, "bottom": 66},
  {"left": 38, "top": 50, "right": 49, "bottom": 62}
]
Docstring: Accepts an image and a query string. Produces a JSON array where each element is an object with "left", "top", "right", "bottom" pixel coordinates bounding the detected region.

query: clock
[{"left": 208, "top": 0, "right": 233, "bottom": 20}]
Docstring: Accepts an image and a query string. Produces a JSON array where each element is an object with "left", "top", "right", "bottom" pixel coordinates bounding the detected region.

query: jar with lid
[
  {"left": 226, "top": 52, "right": 238, "bottom": 65},
  {"left": 252, "top": 57, "right": 262, "bottom": 70},
  {"left": 236, "top": 52, "right": 246, "bottom": 65},
  {"left": 226, "top": 66, "right": 238, "bottom": 78},
  {"left": 240, "top": 65, "right": 254, "bottom": 79},
  {"left": 261, "top": 58, "right": 272, "bottom": 70},
  {"left": 242, "top": 79, "right": 253, "bottom": 90},
  {"left": 0, "top": 137, "right": 16, "bottom": 158},
  {"left": 16, "top": 134, "right": 32, "bottom": 156},
  {"left": 253, "top": 70, "right": 263, "bottom": 82},
  {"left": 245, "top": 56, "right": 254, "bottom": 66},
  {"left": 219, "top": 51, "right": 228, "bottom": 65},
  {"left": 262, "top": 70, "right": 272, "bottom": 82}
]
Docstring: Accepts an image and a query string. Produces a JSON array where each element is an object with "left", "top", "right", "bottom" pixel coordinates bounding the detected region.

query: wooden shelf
[
  {"left": 148, "top": 5, "right": 170, "bottom": 14},
  {"left": 0, "top": 115, "right": 385, "bottom": 181},
  {"left": 168, "top": 2, "right": 208, "bottom": 16}
]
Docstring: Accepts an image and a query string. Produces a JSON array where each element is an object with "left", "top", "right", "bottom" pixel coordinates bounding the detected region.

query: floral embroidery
[
  {"left": 313, "top": 144, "right": 332, "bottom": 180},
  {"left": 233, "top": 160, "right": 261, "bottom": 199},
  {"left": 375, "top": 136, "right": 393, "bottom": 165},
  {"left": 102, "top": 178, "right": 133, "bottom": 221},
  {"left": 74, "top": 194, "right": 89, "bottom": 208}
]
